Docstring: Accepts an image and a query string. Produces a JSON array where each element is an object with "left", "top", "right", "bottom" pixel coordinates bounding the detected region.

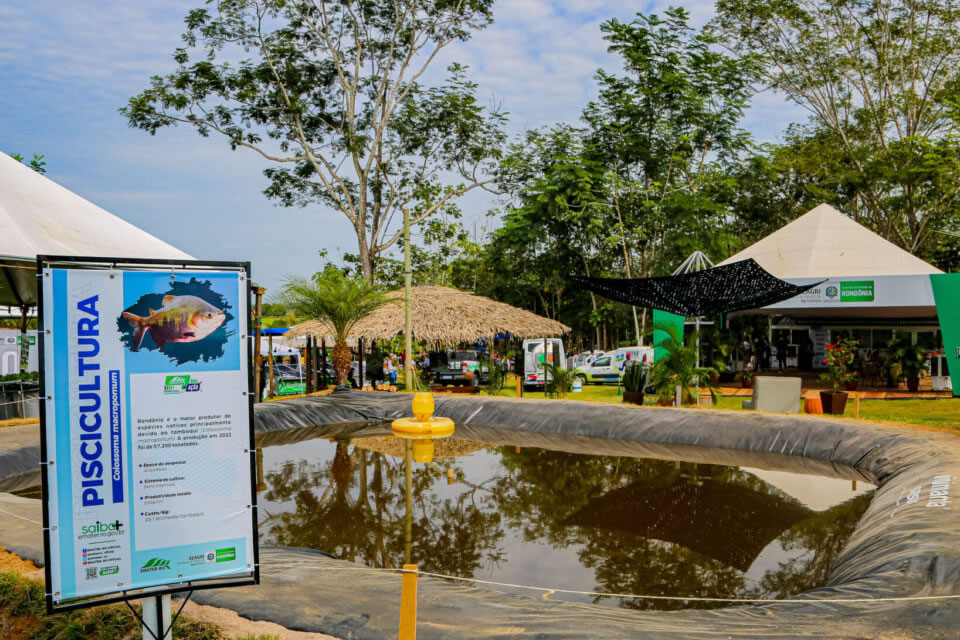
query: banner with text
[{"left": 41, "top": 263, "right": 255, "bottom": 608}]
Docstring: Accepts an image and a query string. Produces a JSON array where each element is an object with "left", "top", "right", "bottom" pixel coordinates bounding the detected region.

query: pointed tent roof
[
  {"left": 0, "top": 151, "right": 193, "bottom": 307},
  {"left": 719, "top": 204, "right": 941, "bottom": 278}
]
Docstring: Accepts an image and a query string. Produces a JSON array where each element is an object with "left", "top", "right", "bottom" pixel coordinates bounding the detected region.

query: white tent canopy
[
  {"left": 0, "top": 150, "right": 193, "bottom": 307},
  {"left": 719, "top": 203, "right": 941, "bottom": 278},
  {"left": 723, "top": 204, "right": 942, "bottom": 318},
  {"left": 259, "top": 336, "right": 300, "bottom": 361}
]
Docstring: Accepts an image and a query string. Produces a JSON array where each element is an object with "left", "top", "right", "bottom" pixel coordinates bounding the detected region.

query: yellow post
[
  {"left": 516, "top": 375, "right": 522, "bottom": 398},
  {"left": 854, "top": 392, "right": 860, "bottom": 419},
  {"left": 399, "top": 563, "right": 418, "bottom": 640}
]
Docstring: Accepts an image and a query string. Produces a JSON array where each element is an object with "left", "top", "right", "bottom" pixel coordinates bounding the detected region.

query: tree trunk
[
  {"left": 331, "top": 339, "right": 351, "bottom": 384},
  {"left": 357, "top": 224, "right": 374, "bottom": 284}
]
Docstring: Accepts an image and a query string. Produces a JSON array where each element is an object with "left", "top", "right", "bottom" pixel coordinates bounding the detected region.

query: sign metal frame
[{"left": 37, "top": 255, "right": 260, "bottom": 614}]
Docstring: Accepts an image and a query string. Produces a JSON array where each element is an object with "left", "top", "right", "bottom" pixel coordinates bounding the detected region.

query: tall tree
[
  {"left": 714, "top": 0, "right": 960, "bottom": 256},
  {"left": 123, "top": 0, "right": 506, "bottom": 283},
  {"left": 583, "top": 7, "right": 758, "bottom": 338}
]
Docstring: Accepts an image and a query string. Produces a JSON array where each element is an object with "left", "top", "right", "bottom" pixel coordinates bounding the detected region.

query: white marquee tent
[
  {"left": 0, "top": 150, "right": 193, "bottom": 309},
  {"left": 720, "top": 203, "right": 941, "bottom": 279},
  {"left": 720, "top": 203, "right": 942, "bottom": 318}
]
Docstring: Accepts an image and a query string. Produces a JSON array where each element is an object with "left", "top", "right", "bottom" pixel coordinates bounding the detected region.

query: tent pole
[
  {"left": 359, "top": 338, "right": 365, "bottom": 389},
  {"left": 252, "top": 287, "right": 264, "bottom": 403},
  {"left": 321, "top": 338, "right": 327, "bottom": 388},
  {"left": 696, "top": 316, "right": 701, "bottom": 406},
  {"left": 268, "top": 334, "right": 275, "bottom": 397},
  {"left": 403, "top": 207, "right": 415, "bottom": 391},
  {"left": 305, "top": 335, "right": 313, "bottom": 393}
]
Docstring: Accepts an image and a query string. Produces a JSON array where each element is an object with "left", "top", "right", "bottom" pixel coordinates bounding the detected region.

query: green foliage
[
  {"left": 482, "top": 351, "right": 510, "bottom": 396},
  {"left": 543, "top": 363, "right": 575, "bottom": 399},
  {"left": 887, "top": 337, "right": 930, "bottom": 379},
  {"left": 10, "top": 153, "right": 46, "bottom": 174},
  {"left": 0, "top": 371, "right": 39, "bottom": 383},
  {"left": 0, "top": 571, "right": 257, "bottom": 640},
  {"left": 477, "top": 8, "right": 760, "bottom": 346},
  {"left": 818, "top": 339, "right": 858, "bottom": 393},
  {"left": 275, "top": 270, "right": 389, "bottom": 343},
  {"left": 122, "top": 0, "right": 504, "bottom": 283},
  {"left": 621, "top": 361, "right": 646, "bottom": 393},
  {"left": 714, "top": 0, "right": 960, "bottom": 259},
  {"left": 648, "top": 323, "right": 718, "bottom": 404}
]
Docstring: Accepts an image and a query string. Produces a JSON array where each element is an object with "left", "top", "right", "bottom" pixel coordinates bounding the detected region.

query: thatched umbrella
[{"left": 286, "top": 285, "right": 569, "bottom": 345}]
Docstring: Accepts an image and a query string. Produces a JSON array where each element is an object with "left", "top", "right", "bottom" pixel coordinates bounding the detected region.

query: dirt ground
[{"left": 0, "top": 548, "right": 41, "bottom": 578}]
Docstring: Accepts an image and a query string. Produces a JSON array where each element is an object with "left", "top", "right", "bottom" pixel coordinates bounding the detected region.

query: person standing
[{"left": 776, "top": 334, "right": 789, "bottom": 370}]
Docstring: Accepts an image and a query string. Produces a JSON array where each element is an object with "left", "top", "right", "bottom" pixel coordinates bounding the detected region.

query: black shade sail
[{"left": 568, "top": 259, "right": 822, "bottom": 316}]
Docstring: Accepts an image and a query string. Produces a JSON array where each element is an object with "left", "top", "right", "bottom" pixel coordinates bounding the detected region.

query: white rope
[
  {"left": 0, "top": 398, "right": 38, "bottom": 408},
  {"left": 287, "top": 564, "right": 960, "bottom": 604},
  {"left": 0, "top": 507, "right": 42, "bottom": 525}
]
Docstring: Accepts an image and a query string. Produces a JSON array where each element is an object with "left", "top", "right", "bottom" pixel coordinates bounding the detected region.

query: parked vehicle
[
  {"left": 574, "top": 346, "right": 654, "bottom": 384},
  {"left": 572, "top": 350, "right": 605, "bottom": 368},
  {"left": 522, "top": 338, "right": 566, "bottom": 390},
  {"left": 433, "top": 350, "right": 487, "bottom": 386}
]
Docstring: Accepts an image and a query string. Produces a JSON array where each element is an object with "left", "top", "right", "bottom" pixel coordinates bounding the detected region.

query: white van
[
  {"left": 575, "top": 346, "right": 653, "bottom": 384},
  {"left": 522, "top": 338, "right": 566, "bottom": 390}
]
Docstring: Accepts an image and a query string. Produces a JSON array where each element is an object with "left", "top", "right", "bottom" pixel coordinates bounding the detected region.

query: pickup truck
[{"left": 433, "top": 350, "right": 488, "bottom": 386}]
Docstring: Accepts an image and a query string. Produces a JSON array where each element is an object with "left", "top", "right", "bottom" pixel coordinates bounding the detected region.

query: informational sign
[
  {"left": 764, "top": 274, "right": 935, "bottom": 311},
  {"left": 810, "top": 329, "right": 829, "bottom": 369},
  {"left": 0, "top": 329, "right": 38, "bottom": 374},
  {"left": 39, "top": 257, "right": 258, "bottom": 611}
]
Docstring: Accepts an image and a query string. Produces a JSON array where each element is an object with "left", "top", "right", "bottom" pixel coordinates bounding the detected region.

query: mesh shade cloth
[{"left": 569, "top": 259, "right": 822, "bottom": 316}]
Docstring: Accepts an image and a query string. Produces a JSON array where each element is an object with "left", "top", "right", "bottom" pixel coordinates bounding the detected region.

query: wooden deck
[{"left": 718, "top": 370, "right": 952, "bottom": 399}]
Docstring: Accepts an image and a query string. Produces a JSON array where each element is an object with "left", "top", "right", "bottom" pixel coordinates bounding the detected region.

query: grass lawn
[
  {"left": 266, "top": 374, "right": 959, "bottom": 431},
  {"left": 487, "top": 375, "right": 960, "bottom": 431}
]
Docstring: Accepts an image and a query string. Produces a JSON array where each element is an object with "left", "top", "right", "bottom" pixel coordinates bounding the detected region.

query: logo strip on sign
[{"left": 37, "top": 255, "right": 259, "bottom": 614}]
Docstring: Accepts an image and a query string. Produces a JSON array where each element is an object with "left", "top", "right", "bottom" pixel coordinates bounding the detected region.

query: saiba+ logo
[{"left": 80, "top": 519, "right": 124, "bottom": 535}]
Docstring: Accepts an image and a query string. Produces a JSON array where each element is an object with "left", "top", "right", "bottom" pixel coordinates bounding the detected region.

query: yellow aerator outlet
[
  {"left": 391, "top": 392, "right": 455, "bottom": 437},
  {"left": 392, "top": 393, "right": 455, "bottom": 463}
]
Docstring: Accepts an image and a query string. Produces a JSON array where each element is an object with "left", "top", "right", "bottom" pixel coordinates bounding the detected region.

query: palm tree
[
  {"left": 648, "top": 323, "right": 718, "bottom": 405},
  {"left": 277, "top": 270, "right": 390, "bottom": 386}
]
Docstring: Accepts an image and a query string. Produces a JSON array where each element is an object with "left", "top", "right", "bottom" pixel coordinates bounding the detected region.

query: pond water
[{"left": 255, "top": 431, "right": 874, "bottom": 610}]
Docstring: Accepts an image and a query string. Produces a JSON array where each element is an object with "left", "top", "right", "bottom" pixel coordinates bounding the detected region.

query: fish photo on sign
[{"left": 117, "top": 276, "right": 236, "bottom": 365}]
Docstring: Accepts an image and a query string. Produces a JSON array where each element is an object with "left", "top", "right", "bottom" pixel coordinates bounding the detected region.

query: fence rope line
[
  {"left": 0, "top": 507, "right": 42, "bottom": 525},
  {"left": 0, "top": 398, "right": 40, "bottom": 407},
  {"left": 268, "top": 564, "right": 960, "bottom": 605}
]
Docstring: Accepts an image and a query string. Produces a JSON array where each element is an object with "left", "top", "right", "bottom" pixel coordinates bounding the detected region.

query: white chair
[{"left": 742, "top": 376, "right": 802, "bottom": 414}]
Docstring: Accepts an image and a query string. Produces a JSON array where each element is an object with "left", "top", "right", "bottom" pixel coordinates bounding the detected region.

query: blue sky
[{"left": 0, "top": 0, "right": 805, "bottom": 291}]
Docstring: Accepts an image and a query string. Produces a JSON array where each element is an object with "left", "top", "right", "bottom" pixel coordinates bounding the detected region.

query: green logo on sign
[
  {"left": 140, "top": 558, "right": 171, "bottom": 572},
  {"left": 164, "top": 375, "right": 202, "bottom": 394},
  {"left": 215, "top": 547, "right": 236, "bottom": 563},
  {"left": 840, "top": 280, "right": 874, "bottom": 302},
  {"left": 99, "top": 566, "right": 119, "bottom": 576},
  {"left": 16, "top": 335, "right": 36, "bottom": 346}
]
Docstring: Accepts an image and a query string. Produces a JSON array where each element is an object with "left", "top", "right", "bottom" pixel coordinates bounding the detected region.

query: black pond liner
[{"left": 2, "top": 391, "right": 958, "bottom": 638}]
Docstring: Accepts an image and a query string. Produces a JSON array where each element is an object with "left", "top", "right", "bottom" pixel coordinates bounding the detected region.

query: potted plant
[
  {"left": 887, "top": 338, "right": 928, "bottom": 392},
  {"left": 622, "top": 361, "right": 646, "bottom": 405},
  {"left": 819, "top": 338, "right": 857, "bottom": 414},
  {"left": 740, "top": 370, "right": 755, "bottom": 389},
  {"left": 648, "top": 323, "right": 718, "bottom": 406},
  {"left": 844, "top": 371, "right": 859, "bottom": 391}
]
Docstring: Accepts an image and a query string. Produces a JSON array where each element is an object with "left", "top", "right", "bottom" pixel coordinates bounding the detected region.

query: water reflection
[{"left": 257, "top": 436, "right": 872, "bottom": 609}]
